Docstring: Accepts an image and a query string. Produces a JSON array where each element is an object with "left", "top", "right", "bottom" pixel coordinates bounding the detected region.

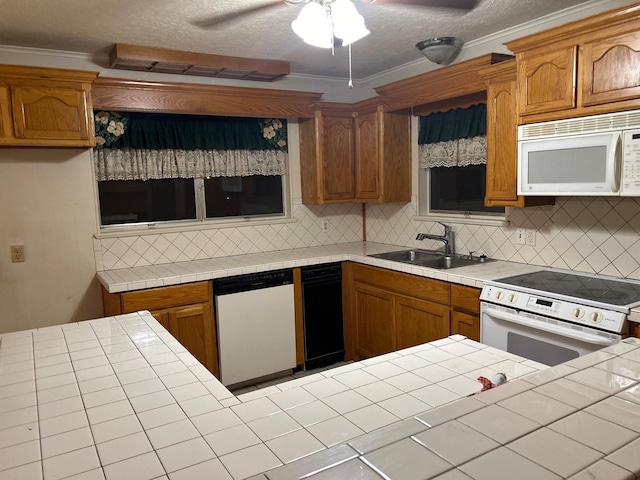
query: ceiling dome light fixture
[{"left": 416, "top": 37, "right": 464, "bottom": 65}]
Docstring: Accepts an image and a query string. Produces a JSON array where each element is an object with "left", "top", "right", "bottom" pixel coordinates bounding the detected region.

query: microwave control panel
[{"left": 622, "top": 130, "right": 640, "bottom": 195}]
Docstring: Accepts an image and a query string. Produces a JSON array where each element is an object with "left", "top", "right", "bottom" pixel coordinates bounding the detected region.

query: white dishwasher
[{"left": 214, "top": 269, "right": 296, "bottom": 386}]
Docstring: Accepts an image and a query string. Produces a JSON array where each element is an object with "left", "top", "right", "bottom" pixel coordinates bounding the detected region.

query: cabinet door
[
  {"left": 485, "top": 79, "right": 519, "bottom": 205},
  {"left": 149, "top": 309, "right": 170, "bottom": 331},
  {"left": 395, "top": 295, "right": 450, "bottom": 349},
  {"left": 518, "top": 46, "right": 577, "bottom": 116},
  {"left": 581, "top": 31, "right": 640, "bottom": 107},
  {"left": 354, "top": 111, "right": 380, "bottom": 201},
  {"left": 322, "top": 116, "right": 356, "bottom": 202},
  {"left": 353, "top": 282, "right": 395, "bottom": 358},
  {"left": 630, "top": 322, "right": 640, "bottom": 339},
  {"left": 0, "top": 86, "right": 12, "bottom": 139},
  {"left": 451, "top": 310, "right": 480, "bottom": 342},
  {"left": 168, "top": 303, "right": 218, "bottom": 377},
  {"left": 11, "top": 85, "right": 91, "bottom": 141}
]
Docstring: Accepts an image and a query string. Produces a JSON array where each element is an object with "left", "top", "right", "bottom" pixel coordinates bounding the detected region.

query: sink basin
[{"left": 368, "top": 249, "right": 494, "bottom": 269}]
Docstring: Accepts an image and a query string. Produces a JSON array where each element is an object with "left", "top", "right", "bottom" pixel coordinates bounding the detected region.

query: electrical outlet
[
  {"left": 320, "top": 220, "right": 329, "bottom": 232},
  {"left": 11, "top": 245, "right": 25, "bottom": 263},
  {"left": 515, "top": 228, "right": 526, "bottom": 245},
  {"left": 526, "top": 229, "right": 536, "bottom": 247}
]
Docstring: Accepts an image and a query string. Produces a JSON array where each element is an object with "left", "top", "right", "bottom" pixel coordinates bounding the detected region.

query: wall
[
  {"left": 366, "top": 196, "right": 640, "bottom": 281},
  {"left": 0, "top": 149, "right": 103, "bottom": 332}
]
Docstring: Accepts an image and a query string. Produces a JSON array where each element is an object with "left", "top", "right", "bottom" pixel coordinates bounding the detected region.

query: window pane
[
  {"left": 204, "top": 176, "right": 284, "bottom": 218},
  {"left": 429, "top": 164, "right": 504, "bottom": 214},
  {"left": 98, "top": 179, "right": 196, "bottom": 225}
]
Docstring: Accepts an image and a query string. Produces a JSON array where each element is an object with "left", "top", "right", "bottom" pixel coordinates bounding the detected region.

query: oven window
[{"left": 507, "top": 333, "right": 579, "bottom": 366}]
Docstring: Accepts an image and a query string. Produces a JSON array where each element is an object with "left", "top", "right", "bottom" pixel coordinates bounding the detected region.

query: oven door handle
[{"left": 483, "top": 305, "right": 616, "bottom": 346}]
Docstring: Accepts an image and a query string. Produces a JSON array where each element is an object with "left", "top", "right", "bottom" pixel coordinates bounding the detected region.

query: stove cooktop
[{"left": 492, "top": 270, "right": 640, "bottom": 309}]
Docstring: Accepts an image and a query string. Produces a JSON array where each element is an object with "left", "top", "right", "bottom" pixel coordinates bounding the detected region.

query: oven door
[{"left": 481, "top": 303, "right": 623, "bottom": 366}]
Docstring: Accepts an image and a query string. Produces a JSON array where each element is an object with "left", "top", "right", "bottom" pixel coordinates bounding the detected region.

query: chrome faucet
[{"left": 416, "top": 222, "right": 454, "bottom": 256}]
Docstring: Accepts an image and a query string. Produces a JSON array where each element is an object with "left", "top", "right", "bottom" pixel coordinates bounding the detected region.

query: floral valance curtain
[
  {"left": 418, "top": 104, "right": 487, "bottom": 169},
  {"left": 93, "top": 112, "right": 287, "bottom": 181}
]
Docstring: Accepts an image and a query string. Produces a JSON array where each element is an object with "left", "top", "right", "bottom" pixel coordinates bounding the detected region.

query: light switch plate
[{"left": 515, "top": 229, "right": 525, "bottom": 245}]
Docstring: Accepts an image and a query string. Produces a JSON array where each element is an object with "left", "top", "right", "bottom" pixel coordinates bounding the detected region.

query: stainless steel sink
[{"left": 368, "top": 249, "right": 493, "bottom": 269}]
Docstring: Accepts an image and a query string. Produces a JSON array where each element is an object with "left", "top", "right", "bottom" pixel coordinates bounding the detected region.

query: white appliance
[
  {"left": 480, "top": 270, "right": 640, "bottom": 366},
  {"left": 214, "top": 270, "right": 297, "bottom": 386},
  {"left": 518, "top": 109, "right": 640, "bottom": 196}
]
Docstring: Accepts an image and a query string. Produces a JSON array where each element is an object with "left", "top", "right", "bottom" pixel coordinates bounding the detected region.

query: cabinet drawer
[
  {"left": 121, "top": 281, "right": 210, "bottom": 313},
  {"left": 350, "top": 263, "right": 450, "bottom": 305},
  {"left": 451, "top": 284, "right": 480, "bottom": 314}
]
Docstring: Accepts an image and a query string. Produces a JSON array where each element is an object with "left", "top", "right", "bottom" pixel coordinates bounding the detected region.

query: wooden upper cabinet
[
  {"left": 0, "top": 64, "right": 97, "bottom": 147},
  {"left": 12, "top": 85, "right": 91, "bottom": 141},
  {"left": 300, "top": 104, "right": 410, "bottom": 205},
  {"left": 507, "top": 4, "right": 640, "bottom": 123},
  {"left": 354, "top": 111, "right": 380, "bottom": 200},
  {"left": 322, "top": 115, "right": 356, "bottom": 202},
  {"left": 517, "top": 46, "right": 577, "bottom": 117},
  {"left": 581, "top": 30, "right": 640, "bottom": 107},
  {"left": 480, "top": 60, "right": 554, "bottom": 208}
]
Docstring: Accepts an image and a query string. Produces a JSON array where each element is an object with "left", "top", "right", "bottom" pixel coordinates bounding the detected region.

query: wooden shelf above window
[{"left": 108, "top": 44, "right": 290, "bottom": 82}]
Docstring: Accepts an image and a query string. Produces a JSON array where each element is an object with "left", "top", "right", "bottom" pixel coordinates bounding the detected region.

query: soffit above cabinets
[{"left": 108, "top": 44, "right": 291, "bottom": 82}]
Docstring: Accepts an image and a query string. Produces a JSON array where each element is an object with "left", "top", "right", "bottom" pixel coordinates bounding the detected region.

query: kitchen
[{"left": 2, "top": 0, "right": 640, "bottom": 478}]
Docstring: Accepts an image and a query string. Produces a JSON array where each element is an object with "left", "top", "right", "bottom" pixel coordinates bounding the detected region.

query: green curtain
[
  {"left": 101, "top": 113, "right": 282, "bottom": 150},
  {"left": 418, "top": 103, "right": 486, "bottom": 145}
]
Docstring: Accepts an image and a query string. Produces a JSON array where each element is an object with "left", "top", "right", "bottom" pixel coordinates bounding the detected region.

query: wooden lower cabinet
[
  {"left": 101, "top": 281, "right": 219, "bottom": 377},
  {"left": 150, "top": 303, "right": 216, "bottom": 377},
  {"left": 353, "top": 283, "right": 395, "bottom": 358},
  {"left": 629, "top": 322, "right": 640, "bottom": 339},
  {"left": 395, "top": 295, "right": 450, "bottom": 350},
  {"left": 451, "top": 284, "right": 481, "bottom": 342}
]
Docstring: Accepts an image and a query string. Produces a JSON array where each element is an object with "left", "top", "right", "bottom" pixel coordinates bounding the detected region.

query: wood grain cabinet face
[
  {"left": 354, "top": 111, "right": 380, "bottom": 201},
  {"left": 11, "top": 86, "right": 90, "bottom": 141},
  {"left": 353, "top": 282, "right": 396, "bottom": 358},
  {"left": 518, "top": 46, "right": 577, "bottom": 116},
  {"left": 580, "top": 31, "right": 640, "bottom": 107},
  {"left": 395, "top": 295, "right": 450, "bottom": 349},
  {"left": 486, "top": 78, "right": 519, "bottom": 205},
  {"left": 451, "top": 310, "right": 480, "bottom": 342},
  {"left": 0, "top": 65, "right": 97, "bottom": 147},
  {"left": 451, "top": 284, "right": 481, "bottom": 342},
  {"left": 322, "top": 115, "right": 357, "bottom": 202}
]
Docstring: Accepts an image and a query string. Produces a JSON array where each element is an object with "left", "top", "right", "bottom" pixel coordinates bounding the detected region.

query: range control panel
[{"left": 480, "top": 285, "right": 626, "bottom": 333}]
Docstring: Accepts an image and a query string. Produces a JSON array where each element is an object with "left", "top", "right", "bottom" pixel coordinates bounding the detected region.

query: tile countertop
[
  {"left": 96, "top": 241, "right": 640, "bottom": 323},
  {"left": 2, "top": 312, "right": 640, "bottom": 480},
  {"left": 96, "top": 241, "right": 542, "bottom": 294}
]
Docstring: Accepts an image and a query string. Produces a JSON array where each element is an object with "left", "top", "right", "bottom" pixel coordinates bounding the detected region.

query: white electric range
[{"left": 480, "top": 269, "right": 640, "bottom": 366}]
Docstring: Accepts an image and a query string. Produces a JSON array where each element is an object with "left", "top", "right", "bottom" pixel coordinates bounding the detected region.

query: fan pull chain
[{"left": 348, "top": 44, "right": 353, "bottom": 88}]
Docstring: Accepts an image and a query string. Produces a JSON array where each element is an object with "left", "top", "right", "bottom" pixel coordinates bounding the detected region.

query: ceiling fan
[{"left": 193, "top": 0, "right": 479, "bottom": 30}]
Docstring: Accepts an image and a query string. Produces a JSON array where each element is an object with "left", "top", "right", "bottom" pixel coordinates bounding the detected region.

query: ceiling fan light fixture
[
  {"left": 416, "top": 37, "right": 463, "bottom": 65},
  {"left": 291, "top": 3, "right": 333, "bottom": 49},
  {"left": 332, "top": 0, "right": 370, "bottom": 46}
]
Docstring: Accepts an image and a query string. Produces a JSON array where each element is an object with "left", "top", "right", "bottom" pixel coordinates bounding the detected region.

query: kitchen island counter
[{"left": 1, "top": 312, "right": 640, "bottom": 479}]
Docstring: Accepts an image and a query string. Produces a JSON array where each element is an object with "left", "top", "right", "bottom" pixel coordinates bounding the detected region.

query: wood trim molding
[
  {"left": 109, "top": 44, "right": 290, "bottom": 82},
  {"left": 373, "top": 53, "right": 513, "bottom": 111},
  {"left": 92, "top": 77, "right": 324, "bottom": 118},
  {"left": 506, "top": 3, "right": 640, "bottom": 53}
]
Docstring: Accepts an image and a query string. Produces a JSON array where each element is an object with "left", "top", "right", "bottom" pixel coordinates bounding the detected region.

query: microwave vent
[{"left": 520, "top": 109, "right": 640, "bottom": 139}]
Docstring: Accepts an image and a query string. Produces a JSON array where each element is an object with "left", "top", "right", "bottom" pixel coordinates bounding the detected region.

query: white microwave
[{"left": 518, "top": 110, "right": 640, "bottom": 196}]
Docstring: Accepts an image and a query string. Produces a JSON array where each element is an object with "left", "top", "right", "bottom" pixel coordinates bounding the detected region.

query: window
[
  {"left": 93, "top": 112, "right": 289, "bottom": 229},
  {"left": 417, "top": 104, "right": 505, "bottom": 221}
]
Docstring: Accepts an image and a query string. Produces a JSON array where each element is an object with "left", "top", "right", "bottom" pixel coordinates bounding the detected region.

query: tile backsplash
[
  {"left": 367, "top": 196, "right": 640, "bottom": 281},
  {"left": 95, "top": 201, "right": 363, "bottom": 270}
]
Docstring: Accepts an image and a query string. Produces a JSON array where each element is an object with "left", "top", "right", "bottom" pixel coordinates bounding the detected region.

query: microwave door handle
[
  {"left": 482, "top": 305, "right": 615, "bottom": 346},
  {"left": 610, "top": 132, "right": 622, "bottom": 192}
]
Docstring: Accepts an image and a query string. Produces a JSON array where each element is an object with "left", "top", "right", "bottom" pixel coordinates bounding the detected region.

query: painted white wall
[{"left": 0, "top": 149, "right": 103, "bottom": 333}]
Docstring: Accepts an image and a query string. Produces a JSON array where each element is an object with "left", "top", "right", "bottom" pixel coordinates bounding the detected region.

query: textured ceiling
[{"left": 0, "top": 0, "right": 613, "bottom": 79}]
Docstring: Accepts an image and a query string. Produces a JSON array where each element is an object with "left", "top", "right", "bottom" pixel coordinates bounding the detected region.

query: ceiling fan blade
[
  {"left": 191, "top": 1, "right": 285, "bottom": 29},
  {"left": 361, "top": 0, "right": 479, "bottom": 9}
]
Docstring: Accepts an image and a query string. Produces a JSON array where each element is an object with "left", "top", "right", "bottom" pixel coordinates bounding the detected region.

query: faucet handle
[
  {"left": 468, "top": 251, "right": 475, "bottom": 260},
  {"left": 437, "top": 222, "right": 452, "bottom": 233}
]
